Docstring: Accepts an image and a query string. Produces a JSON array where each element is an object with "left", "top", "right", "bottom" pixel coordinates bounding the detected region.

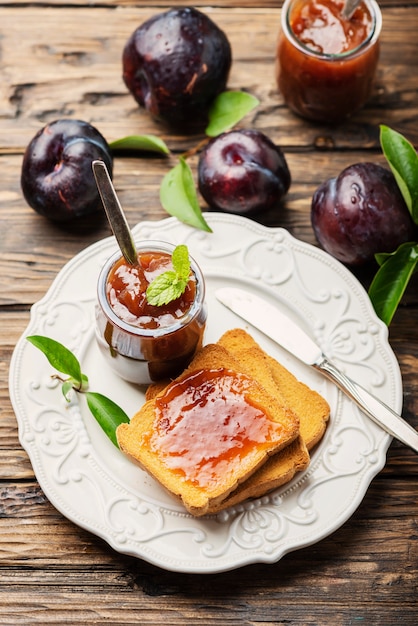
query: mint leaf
[
  {"left": 146, "top": 244, "right": 191, "bottom": 306},
  {"left": 380, "top": 125, "right": 418, "bottom": 222},
  {"left": 109, "top": 134, "right": 170, "bottom": 155},
  {"left": 160, "top": 157, "right": 212, "bottom": 232},
  {"left": 27, "top": 335, "right": 83, "bottom": 387},
  {"left": 205, "top": 91, "right": 260, "bottom": 137},
  {"left": 368, "top": 242, "right": 418, "bottom": 325},
  {"left": 146, "top": 271, "right": 187, "bottom": 306},
  {"left": 85, "top": 392, "right": 130, "bottom": 448},
  {"left": 171, "top": 244, "right": 190, "bottom": 280}
]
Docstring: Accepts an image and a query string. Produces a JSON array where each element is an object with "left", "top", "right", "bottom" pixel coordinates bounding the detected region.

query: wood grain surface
[{"left": 1, "top": 1, "right": 417, "bottom": 624}]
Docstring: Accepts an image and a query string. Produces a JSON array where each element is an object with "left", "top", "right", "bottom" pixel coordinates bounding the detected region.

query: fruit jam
[
  {"left": 95, "top": 242, "right": 206, "bottom": 384},
  {"left": 150, "top": 368, "right": 285, "bottom": 488},
  {"left": 276, "top": 0, "right": 382, "bottom": 122},
  {"left": 106, "top": 251, "right": 196, "bottom": 329}
]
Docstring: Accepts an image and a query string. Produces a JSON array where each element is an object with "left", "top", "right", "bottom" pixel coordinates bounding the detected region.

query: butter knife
[{"left": 216, "top": 287, "right": 418, "bottom": 454}]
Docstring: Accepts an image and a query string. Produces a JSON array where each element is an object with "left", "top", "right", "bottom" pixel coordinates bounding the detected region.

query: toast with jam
[
  {"left": 205, "top": 329, "right": 330, "bottom": 513},
  {"left": 117, "top": 343, "right": 300, "bottom": 517}
]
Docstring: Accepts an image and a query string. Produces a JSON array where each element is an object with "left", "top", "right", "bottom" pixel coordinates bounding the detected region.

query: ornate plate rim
[{"left": 9, "top": 213, "right": 402, "bottom": 573}]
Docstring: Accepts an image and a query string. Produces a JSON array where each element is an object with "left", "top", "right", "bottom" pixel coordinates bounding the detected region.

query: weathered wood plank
[
  {"left": 0, "top": 7, "right": 417, "bottom": 153},
  {"left": 0, "top": 477, "right": 416, "bottom": 626}
]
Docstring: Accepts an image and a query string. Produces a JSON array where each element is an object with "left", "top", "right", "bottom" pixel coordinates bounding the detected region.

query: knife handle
[{"left": 314, "top": 356, "right": 418, "bottom": 454}]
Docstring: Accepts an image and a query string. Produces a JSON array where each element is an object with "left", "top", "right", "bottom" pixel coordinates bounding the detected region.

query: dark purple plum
[
  {"left": 197, "top": 129, "right": 291, "bottom": 215},
  {"left": 122, "top": 7, "right": 232, "bottom": 131},
  {"left": 21, "top": 119, "right": 113, "bottom": 222},
  {"left": 311, "top": 162, "right": 415, "bottom": 265}
]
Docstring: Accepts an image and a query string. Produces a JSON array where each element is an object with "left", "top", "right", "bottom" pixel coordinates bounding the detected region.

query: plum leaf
[
  {"left": 27, "top": 335, "right": 84, "bottom": 387},
  {"left": 85, "top": 392, "right": 130, "bottom": 447},
  {"left": 205, "top": 91, "right": 260, "bottom": 137},
  {"left": 110, "top": 134, "right": 170, "bottom": 155},
  {"left": 380, "top": 125, "right": 418, "bottom": 223},
  {"left": 160, "top": 157, "right": 212, "bottom": 232},
  {"left": 369, "top": 242, "right": 418, "bottom": 325}
]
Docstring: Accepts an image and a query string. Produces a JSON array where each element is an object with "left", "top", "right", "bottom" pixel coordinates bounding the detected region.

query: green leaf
[
  {"left": 27, "top": 335, "right": 83, "bottom": 387},
  {"left": 368, "top": 242, "right": 418, "bottom": 325},
  {"left": 85, "top": 391, "right": 130, "bottom": 448},
  {"left": 171, "top": 244, "right": 191, "bottom": 280},
  {"left": 146, "top": 271, "right": 188, "bottom": 306},
  {"left": 146, "top": 244, "right": 191, "bottom": 306},
  {"left": 62, "top": 380, "right": 74, "bottom": 402},
  {"left": 160, "top": 157, "right": 212, "bottom": 232},
  {"left": 380, "top": 125, "right": 418, "bottom": 222},
  {"left": 109, "top": 134, "right": 170, "bottom": 155},
  {"left": 205, "top": 91, "right": 260, "bottom": 137}
]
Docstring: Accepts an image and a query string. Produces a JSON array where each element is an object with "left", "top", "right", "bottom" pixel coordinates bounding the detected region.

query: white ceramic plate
[{"left": 9, "top": 213, "right": 402, "bottom": 573}]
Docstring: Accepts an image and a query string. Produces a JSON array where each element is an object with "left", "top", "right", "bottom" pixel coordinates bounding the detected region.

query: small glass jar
[
  {"left": 276, "top": 0, "right": 382, "bottom": 123},
  {"left": 95, "top": 241, "right": 207, "bottom": 385}
]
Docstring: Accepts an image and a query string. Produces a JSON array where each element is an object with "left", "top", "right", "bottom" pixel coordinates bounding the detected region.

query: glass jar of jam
[
  {"left": 276, "top": 0, "right": 382, "bottom": 123},
  {"left": 95, "top": 241, "right": 207, "bottom": 385}
]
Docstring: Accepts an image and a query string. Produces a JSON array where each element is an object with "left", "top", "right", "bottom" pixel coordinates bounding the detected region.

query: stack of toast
[{"left": 117, "top": 329, "right": 330, "bottom": 516}]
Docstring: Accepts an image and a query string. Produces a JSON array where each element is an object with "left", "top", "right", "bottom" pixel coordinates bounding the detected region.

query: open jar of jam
[
  {"left": 276, "top": 0, "right": 382, "bottom": 123},
  {"left": 95, "top": 241, "right": 207, "bottom": 385}
]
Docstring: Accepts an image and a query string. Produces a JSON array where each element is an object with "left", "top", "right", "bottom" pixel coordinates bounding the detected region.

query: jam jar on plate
[{"left": 95, "top": 241, "right": 207, "bottom": 385}]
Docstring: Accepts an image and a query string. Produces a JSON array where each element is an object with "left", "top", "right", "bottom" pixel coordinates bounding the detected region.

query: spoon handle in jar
[
  {"left": 342, "top": 0, "right": 361, "bottom": 19},
  {"left": 92, "top": 160, "right": 138, "bottom": 265}
]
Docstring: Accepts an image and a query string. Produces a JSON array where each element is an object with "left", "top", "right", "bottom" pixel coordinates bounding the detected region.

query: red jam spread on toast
[
  {"left": 150, "top": 368, "right": 285, "bottom": 487},
  {"left": 106, "top": 251, "right": 196, "bottom": 329}
]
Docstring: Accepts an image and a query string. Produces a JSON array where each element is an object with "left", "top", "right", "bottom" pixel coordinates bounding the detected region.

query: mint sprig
[
  {"left": 368, "top": 126, "right": 418, "bottom": 325},
  {"left": 27, "top": 335, "right": 129, "bottom": 447},
  {"left": 146, "top": 244, "right": 191, "bottom": 306}
]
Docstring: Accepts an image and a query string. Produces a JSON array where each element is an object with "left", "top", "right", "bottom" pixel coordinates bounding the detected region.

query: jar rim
[
  {"left": 97, "top": 240, "right": 206, "bottom": 338},
  {"left": 280, "top": 0, "right": 382, "bottom": 61}
]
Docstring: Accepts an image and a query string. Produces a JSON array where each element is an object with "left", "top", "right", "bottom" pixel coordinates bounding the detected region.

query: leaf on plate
[
  {"left": 27, "top": 335, "right": 84, "bottom": 387},
  {"left": 109, "top": 134, "right": 170, "bottom": 155},
  {"left": 160, "top": 157, "right": 212, "bottom": 232},
  {"left": 380, "top": 125, "right": 418, "bottom": 222},
  {"left": 205, "top": 91, "right": 260, "bottom": 137},
  {"left": 85, "top": 391, "right": 130, "bottom": 448},
  {"left": 368, "top": 242, "right": 418, "bottom": 325}
]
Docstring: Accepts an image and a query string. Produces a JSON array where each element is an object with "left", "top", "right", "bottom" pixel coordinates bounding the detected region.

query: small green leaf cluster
[
  {"left": 26, "top": 335, "right": 129, "bottom": 447},
  {"left": 368, "top": 126, "right": 418, "bottom": 325},
  {"left": 146, "top": 244, "right": 191, "bottom": 306},
  {"left": 109, "top": 90, "right": 259, "bottom": 233}
]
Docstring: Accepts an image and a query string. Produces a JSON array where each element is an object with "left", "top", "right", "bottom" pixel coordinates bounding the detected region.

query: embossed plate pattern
[{"left": 9, "top": 214, "right": 402, "bottom": 573}]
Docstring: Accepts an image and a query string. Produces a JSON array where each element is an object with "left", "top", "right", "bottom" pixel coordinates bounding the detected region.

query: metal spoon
[
  {"left": 92, "top": 160, "right": 138, "bottom": 265},
  {"left": 342, "top": 0, "right": 362, "bottom": 19}
]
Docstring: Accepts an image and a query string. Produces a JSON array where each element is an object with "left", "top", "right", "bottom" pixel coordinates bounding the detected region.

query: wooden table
[{"left": 1, "top": 1, "right": 417, "bottom": 623}]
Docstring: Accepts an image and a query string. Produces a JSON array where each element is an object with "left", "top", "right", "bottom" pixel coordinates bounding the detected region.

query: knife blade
[{"left": 216, "top": 287, "right": 418, "bottom": 454}]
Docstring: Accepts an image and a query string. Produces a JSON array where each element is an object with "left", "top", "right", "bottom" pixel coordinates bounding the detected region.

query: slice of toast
[
  {"left": 143, "top": 329, "right": 330, "bottom": 514},
  {"left": 218, "top": 329, "right": 330, "bottom": 451},
  {"left": 117, "top": 343, "right": 300, "bottom": 516},
  {"left": 205, "top": 329, "right": 330, "bottom": 513}
]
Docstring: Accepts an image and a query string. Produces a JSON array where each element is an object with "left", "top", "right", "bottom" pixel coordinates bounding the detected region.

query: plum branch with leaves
[
  {"left": 27, "top": 335, "right": 129, "bottom": 447},
  {"left": 109, "top": 90, "right": 259, "bottom": 232}
]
